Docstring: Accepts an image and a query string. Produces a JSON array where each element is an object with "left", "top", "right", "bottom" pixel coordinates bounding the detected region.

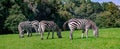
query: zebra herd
[{"left": 18, "top": 18, "right": 99, "bottom": 40}]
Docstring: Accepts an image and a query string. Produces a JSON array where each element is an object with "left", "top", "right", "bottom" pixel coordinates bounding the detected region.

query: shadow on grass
[{"left": 64, "top": 36, "right": 97, "bottom": 40}]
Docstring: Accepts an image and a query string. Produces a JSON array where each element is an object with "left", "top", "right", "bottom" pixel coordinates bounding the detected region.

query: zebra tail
[{"left": 63, "top": 21, "right": 68, "bottom": 30}]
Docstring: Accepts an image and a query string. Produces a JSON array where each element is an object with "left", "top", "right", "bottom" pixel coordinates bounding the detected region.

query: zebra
[
  {"left": 18, "top": 20, "right": 39, "bottom": 38},
  {"left": 38, "top": 20, "right": 62, "bottom": 40},
  {"left": 63, "top": 18, "right": 99, "bottom": 40},
  {"left": 18, "top": 21, "right": 33, "bottom": 38}
]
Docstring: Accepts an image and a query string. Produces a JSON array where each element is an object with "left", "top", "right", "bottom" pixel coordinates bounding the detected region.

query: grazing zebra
[
  {"left": 38, "top": 20, "right": 62, "bottom": 40},
  {"left": 18, "top": 20, "right": 39, "bottom": 38},
  {"left": 18, "top": 21, "right": 33, "bottom": 38},
  {"left": 63, "top": 18, "right": 99, "bottom": 40}
]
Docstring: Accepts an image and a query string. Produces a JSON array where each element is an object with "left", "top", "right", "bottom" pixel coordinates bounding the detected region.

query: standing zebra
[
  {"left": 63, "top": 18, "right": 99, "bottom": 40},
  {"left": 18, "top": 21, "right": 33, "bottom": 38},
  {"left": 38, "top": 20, "right": 62, "bottom": 40}
]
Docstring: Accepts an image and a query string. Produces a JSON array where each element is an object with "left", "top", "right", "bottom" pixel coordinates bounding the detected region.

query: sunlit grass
[{"left": 0, "top": 28, "right": 120, "bottom": 49}]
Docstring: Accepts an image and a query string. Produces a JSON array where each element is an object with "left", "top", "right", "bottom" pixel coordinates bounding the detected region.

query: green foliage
[
  {"left": 4, "top": 4, "right": 27, "bottom": 33},
  {"left": 0, "top": 0, "right": 120, "bottom": 34},
  {"left": 15, "top": 0, "right": 35, "bottom": 20},
  {"left": 95, "top": 2, "right": 120, "bottom": 28},
  {"left": 96, "top": 11, "right": 112, "bottom": 27},
  {"left": 75, "top": 3, "right": 87, "bottom": 17},
  {"left": 92, "top": 2, "right": 103, "bottom": 13},
  {"left": 0, "top": 0, "right": 14, "bottom": 34},
  {"left": 4, "top": 14, "right": 26, "bottom": 33},
  {"left": 0, "top": 28, "right": 120, "bottom": 49}
]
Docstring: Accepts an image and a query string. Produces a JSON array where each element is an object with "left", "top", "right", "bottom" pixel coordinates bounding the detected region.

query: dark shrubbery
[{"left": 0, "top": 0, "right": 120, "bottom": 34}]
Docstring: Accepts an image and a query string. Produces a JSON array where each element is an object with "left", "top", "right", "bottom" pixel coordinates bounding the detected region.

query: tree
[
  {"left": 4, "top": 4, "right": 27, "bottom": 34},
  {"left": 92, "top": 2, "right": 103, "bottom": 13},
  {"left": 0, "top": 0, "right": 13, "bottom": 34},
  {"left": 1, "top": 0, "right": 120, "bottom": 34}
]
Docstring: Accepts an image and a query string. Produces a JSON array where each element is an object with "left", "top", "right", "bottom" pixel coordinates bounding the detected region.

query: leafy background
[{"left": 0, "top": 0, "right": 120, "bottom": 34}]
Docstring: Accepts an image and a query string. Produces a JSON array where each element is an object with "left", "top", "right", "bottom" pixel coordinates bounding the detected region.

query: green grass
[{"left": 0, "top": 28, "right": 120, "bottom": 49}]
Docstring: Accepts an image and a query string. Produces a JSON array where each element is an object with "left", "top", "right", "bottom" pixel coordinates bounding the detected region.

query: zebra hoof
[{"left": 58, "top": 36, "right": 62, "bottom": 38}]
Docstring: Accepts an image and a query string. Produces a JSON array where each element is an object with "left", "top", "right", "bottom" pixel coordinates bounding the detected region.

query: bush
[{"left": 4, "top": 14, "right": 27, "bottom": 34}]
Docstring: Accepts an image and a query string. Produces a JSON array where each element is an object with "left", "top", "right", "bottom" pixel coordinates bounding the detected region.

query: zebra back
[
  {"left": 38, "top": 20, "right": 62, "bottom": 39},
  {"left": 39, "top": 20, "right": 59, "bottom": 31},
  {"left": 18, "top": 21, "right": 33, "bottom": 30},
  {"left": 63, "top": 18, "right": 99, "bottom": 39}
]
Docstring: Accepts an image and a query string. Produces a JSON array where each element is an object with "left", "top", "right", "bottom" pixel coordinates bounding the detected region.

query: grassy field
[{"left": 0, "top": 28, "right": 120, "bottom": 49}]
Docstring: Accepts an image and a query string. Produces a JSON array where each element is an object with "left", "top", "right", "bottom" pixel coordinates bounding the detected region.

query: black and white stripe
[
  {"left": 63, "top": 18, "right": 99, "bottom": 40},
  {"left": 18, "top": 20, "right": 39, "bottom": 38},
  {"left": 18, "top": 21, "right": 33, "bottom": 38},
  {"left": 31, "top": 20, "right": 39, "bottom": 34},
  {"left": 38, "top": 20, "right": 62, "bottom": 40}
]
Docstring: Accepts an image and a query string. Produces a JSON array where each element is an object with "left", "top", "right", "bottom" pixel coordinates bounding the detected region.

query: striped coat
[
  {"left": 18, "top": 20, "right": 39, "bottom": 38},
  {"left": 31, "top": 20, "right": 39, "bottom": 33},
  {"left": 18, "top": 21, "right": 33, "bottom": 38},
  {"left": 38, "top": 20, "right": 62, "bottom": 40},
  {"left": 63, "top": 18, "right": 99, "bottom": 40}
]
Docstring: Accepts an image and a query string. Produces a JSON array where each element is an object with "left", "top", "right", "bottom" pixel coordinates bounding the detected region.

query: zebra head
[
  {"left": 57, "top": 29, "right": 62, "bottom": 38},
  {"left": 91, "top": 21, "right": 99, "bottom": 37},
  {"left": 93, "top": 27, "right": 99, "bottom": 37}
]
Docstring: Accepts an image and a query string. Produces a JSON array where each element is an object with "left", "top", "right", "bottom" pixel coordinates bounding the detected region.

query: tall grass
[{"left": 0, "top": 28, "right": 120, "bottom": 49}]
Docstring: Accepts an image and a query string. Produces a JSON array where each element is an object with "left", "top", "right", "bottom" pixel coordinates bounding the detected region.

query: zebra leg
[
  {"left": 27, "top": 30, "right": 32, "bottom": 37},
  {"left": 19, "top": 30, "right": 24, "bottom": 38},
  {"left": 68, "top": 24, "right": 74, "bottom": 40},
  {"left": 70, "top": 30, "right": 73, "bottom": 40},
  {"left": 27, "top": 31, "right": 29, "bottom": 37},
  {"left": 81, "top": 29, "right": 85, "bottom": 38},
  {"left": 41, "top": 26, "right": 45, "bottom": 40},
  {"left": 47, "top": 31, "right": 50, "bottom": 39},
  {"left": 35, "top": 28, "right": 39, "bottom": 35},
  {"left": 41, "top": 29, "right": 44, "bottom": 40},
  {"left": 28, "top": 32, "right": 32, "bottom": 37},
  {"left": 29, "top": 30, "right": 32, "bottom": 37},
  {"left": 85, "top": 24, "right": 91, "bottom": 38},
  {"left": 41, "top": 31, "right": 44, "bottom": 40},
  {"left": 85, "top": 28, "right": 88, "bottom": 38},
  {"left": 93, "top": 30, "right": 96, "bottom": 37},
  {"left": 38, "top": 28, "right": 41, "bottom": 35}
]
